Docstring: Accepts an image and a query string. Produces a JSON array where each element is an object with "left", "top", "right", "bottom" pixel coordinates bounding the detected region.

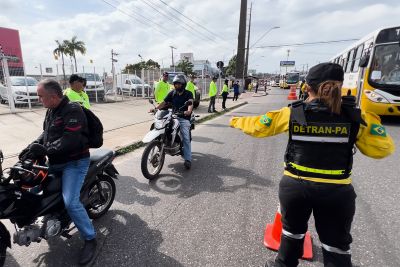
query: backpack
[{"left": 82, "top": 107, "right": 103, "bottom": 148}]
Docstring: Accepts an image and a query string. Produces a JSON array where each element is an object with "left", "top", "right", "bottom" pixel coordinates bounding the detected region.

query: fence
[{"left": 0, "top": 59, "right": 214, "bottom": 115}]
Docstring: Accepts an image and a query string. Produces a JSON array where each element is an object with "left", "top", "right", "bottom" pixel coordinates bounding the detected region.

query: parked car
[
  {"left": 75, "top": 73, "right": 105, "bottom": 101},
  {"left": 116, "top": 74, "right": 152, "bottom": 97},
  {"left": 0, "top": 76, "right": 39, "bottom": 104}
]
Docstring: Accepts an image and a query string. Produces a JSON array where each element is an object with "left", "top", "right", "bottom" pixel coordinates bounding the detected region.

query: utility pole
[
  {"left": 170, "top": 46, "right": 176, "bottom": 72},
  {"left": 235, "top": 0, "right": 247, "bottom": 85},
  {"left": 111, "top": 49, "right": 119, "bottom": 100},
  {"left": 244, "top": 2, "right": 252, "bottom": 77},
  {"left": 286, "top": 49, "right": 290, "bottom": 74}
]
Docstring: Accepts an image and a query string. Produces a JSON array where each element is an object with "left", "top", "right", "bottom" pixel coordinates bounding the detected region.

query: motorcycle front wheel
[
  {"left": 87, "top": 175, "right": 116, "bottom": 219},
  {"left": 141, "top": 140, "right": 165, "bottom": 180}
]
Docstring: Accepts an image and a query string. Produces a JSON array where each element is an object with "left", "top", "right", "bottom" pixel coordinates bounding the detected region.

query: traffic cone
[
  {"left": 287, "top": 84, "right": 298, "bottom": 100},
  {"left": 264, "top": 205, "right": 313, "bottom": 260}
]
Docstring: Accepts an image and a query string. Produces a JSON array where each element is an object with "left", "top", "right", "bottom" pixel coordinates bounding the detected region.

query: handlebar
[{"left": 32, "top": 165, "right": 49, "bottom": 171}]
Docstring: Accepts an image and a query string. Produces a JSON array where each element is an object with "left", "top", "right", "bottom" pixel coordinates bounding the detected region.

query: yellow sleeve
[
  {"left": 355, "top": 111, "right": 395, "bottom": 159},
  {"left": 230, "top": 107, "right": 290, "bottom": 138}
]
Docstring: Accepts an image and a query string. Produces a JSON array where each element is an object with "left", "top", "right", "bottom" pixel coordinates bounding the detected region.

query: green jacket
[
  {"left": 64, "top": 88, "right": 90, "bottom": 109},
  {"left": 222, "top": 84, "right": 229, "bottom": 93},
  {"left": 186, "top": 81, "right": 196, "bottom": 99},
  {"left": 209, "top": 81, "right": 217, "bottom": 97},
  {"left": 154, "top": 80, "right": 170, "bottom": 104}
]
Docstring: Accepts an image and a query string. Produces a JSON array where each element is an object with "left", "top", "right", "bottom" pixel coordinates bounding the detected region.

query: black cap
[
  {"left": 306, "top": 63, "right": 344, "bottom": 86},
  {"left": 69, "top": 74, "right": 83, "bottom": 84}
]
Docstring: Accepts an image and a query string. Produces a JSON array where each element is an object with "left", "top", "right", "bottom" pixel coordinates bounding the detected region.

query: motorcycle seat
[{"left": 90, "top": 149, "right": 114, "bottom": 164}]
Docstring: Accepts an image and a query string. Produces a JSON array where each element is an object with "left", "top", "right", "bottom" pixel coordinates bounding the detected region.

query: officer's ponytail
[
  {"left": 307, "top": 80, "right": 342, "bottom": 114},
  {"left": 317, "top": 80, "right": 342, "bottom": 114}
]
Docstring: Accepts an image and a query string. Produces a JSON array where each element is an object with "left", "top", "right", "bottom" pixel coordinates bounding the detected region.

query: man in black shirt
[{"left": 154, "top": 75, "right": 194, "bottom": 169}]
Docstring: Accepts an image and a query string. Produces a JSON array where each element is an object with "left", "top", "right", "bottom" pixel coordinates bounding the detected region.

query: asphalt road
[{"left": 4, "top": 88, "right": 400, "bottom": 267}]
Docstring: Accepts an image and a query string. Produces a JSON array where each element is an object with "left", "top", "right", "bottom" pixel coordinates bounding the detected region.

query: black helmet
[{"left": 172, "top": 74, "right": 186, "bottom": 84}]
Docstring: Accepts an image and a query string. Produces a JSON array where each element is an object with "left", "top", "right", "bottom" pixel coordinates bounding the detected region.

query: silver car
[{"left": 0, "top": 77, "right": 39, "bottom": 104}]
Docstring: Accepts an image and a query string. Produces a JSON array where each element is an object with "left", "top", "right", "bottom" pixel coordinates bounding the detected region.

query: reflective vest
[
  {"left": 284, "top": 100, "right": 361, "bottom": 183},
  {"left": 154, "top": 80, "right": 171, "bottom": 104},
  {"left": 222, "top": 84, "right": 229, "bottom": 93},
  {"left": 64, "top": 88, "right": 90, "bottom": 109},
  {"left": 209, "top": 81, "right": 217, "bottom": 97},
  {"left": 186, "top": 81, "right": 196, "bottom": 99}
]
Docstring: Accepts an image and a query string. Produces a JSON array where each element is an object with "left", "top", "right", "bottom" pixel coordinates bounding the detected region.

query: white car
[
  {"left": 75, "top": 73, "right": 105, "bottom": 101},
  {"left": 116, "top": 74, "right": 152, "bottom": 97},
  {"left": 0, "top": 76, "right": 39, "bottom": 104}
]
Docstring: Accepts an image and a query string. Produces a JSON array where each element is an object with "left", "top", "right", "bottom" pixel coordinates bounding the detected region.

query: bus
[
  {"left": 330, "top": 26, "right": 400, "bottom": 116},
  {"left": 279, "top": 72, "right": 300, "bottom": 89}
]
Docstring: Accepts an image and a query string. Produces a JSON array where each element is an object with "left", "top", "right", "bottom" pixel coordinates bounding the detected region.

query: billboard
[
  {"left": 0, "top": 27, "right": 24, "bottom": 68},
  {"left": 280, "top": 61, "right": 295, "bottom": 66}
]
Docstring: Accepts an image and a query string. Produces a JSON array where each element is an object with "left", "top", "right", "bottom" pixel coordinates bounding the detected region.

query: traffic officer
[
  {"left": 208, "top": 76, "right": 218, "bottom": 113},
  {"left": 221, "top": 79, "right": 229, "bottom": 110},
  {"left": 186, "top": 75, "right": 196, "bottom": 99},
  {"left": 230, "top": 62, "right": 395, "bottom": 267},
  {"left": 154, "top": 72, "right": 170, "bottom": 104},
  {"left": 64, "top": 74, "right": 90, "bottom": 109}
]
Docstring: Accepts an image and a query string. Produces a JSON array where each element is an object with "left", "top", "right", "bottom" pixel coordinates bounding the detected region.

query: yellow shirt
[
  {"left": 64, "top": 88, "right": 90, "bottom": 109},
  {"left": 186, "top": 81, "right": 196, "bottom": 99},
  {"left": 230, "top": 107, "right": 395, "bottom": 166}
]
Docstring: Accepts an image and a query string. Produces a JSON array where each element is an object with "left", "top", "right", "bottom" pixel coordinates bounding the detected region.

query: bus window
[
  {"left": 370, "top": 44, "right": 400, "bottom": 86},
  {"left": 352, "top": 44, "right": 364, "bottom": 72},
  {"left": 345, "top": 49, "right": 355, "bottom": 73}
]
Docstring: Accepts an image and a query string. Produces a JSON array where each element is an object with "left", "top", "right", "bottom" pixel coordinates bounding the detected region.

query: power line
[
  {"left": 139, "top": 0, "right": 216, "bottom": 43},
  {"left": 101, "top": 0, "right": 169, "bottom": 37},
  {"left": 256, "top": 38, "right": 360, "bottom": 48},
  {"left": 157, "top": 0, "right": 219, "bottom": 41}
]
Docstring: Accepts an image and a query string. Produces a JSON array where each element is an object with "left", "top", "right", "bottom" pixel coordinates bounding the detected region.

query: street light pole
[{"left": 170, "top": 46, "right": 176, "bottom": 72}]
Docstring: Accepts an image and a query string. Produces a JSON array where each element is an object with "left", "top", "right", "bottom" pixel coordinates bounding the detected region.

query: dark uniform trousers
[
  {"left": 208, "top": 96, "right": 216, "bottom": 112},
  {"left": 276, "top": 175, "right": 356, "bottom": 267}
]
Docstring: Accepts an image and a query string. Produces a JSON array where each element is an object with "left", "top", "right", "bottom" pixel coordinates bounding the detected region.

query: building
[
  {"left": 0, "top": 27, "right": 24, "bottom": 79},
  {"left": 193, "top": 60, "right": 215, "bottom": 77},
  {"left": 180, "top": 53, "right": 194, "bottom": 63}
]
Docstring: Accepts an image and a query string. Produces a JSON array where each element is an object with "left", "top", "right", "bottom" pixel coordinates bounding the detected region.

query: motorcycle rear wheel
[
  {"left": 87, "top": 175, "right": 116, "bottom": 219},
  {"left": 141, "top": 140, "right": 165, "bottom": 180}
]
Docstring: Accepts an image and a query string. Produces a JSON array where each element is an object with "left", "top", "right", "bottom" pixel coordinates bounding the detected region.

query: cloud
[{"left": 2, "top": 0, "right": 400, "bottom": 74}]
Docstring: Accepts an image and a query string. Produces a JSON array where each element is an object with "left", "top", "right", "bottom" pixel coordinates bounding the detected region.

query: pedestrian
[
  {"left": 186, "top": 75, "right": 196, "bottom": 100},
  {"left": 64, "top": 74, "right": 90, "bottom": 109},
  {"left": 208, "top": 76, "right": 218, "bottom": 113},
  {"left": 299, "top": 79, "right": 306, "bottom": 100},
  {"left": 233, "top": 80, "right": 240, "bottom": 101},
  {"left": 34, "top": 79, "right": 98, "bottom": 265},
  {"left": 255, "top": 82, "right": 259, "bottom": 93},
  {"left": 221, "top": 79, "right": 229, "bottom": 110},
  {"left": 230, "top": 62, "right": 395, "bottom": 267},
  {"left": 154, "top": 72, "right": 171, "bottom": 104}
]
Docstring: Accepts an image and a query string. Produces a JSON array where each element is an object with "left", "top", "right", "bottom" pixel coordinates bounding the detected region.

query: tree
[
  {"left": 176, "top": 58, "right": 194, "bottom": 76},
  {"left": 53, "top": 40, "right": 67, "bottom": 87},
  {"left": 64, "top": 36, "right": 86, "bottom": 72},
  {"left": 123, "top": 59, "right": 161, "bottom": 74},
  {"left": 225, "top": 55, "right": 237, "bottom": 76}
]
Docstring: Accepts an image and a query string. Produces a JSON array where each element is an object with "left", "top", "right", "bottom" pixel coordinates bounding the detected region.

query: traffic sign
[{"left": 280, "top": 61, "right": 295, "bottom": 66}]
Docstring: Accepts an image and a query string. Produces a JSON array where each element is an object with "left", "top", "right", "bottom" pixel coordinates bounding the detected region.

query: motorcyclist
[
  {"left": 20, "top": 79, "right": 97, "bottom": 265},
  {"left": 152, "top": 75, "right": 194, "bottom": 169}
]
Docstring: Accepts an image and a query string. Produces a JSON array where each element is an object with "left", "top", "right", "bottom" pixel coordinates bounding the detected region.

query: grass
[{"left": 114, "top": 101, "right": 248, "bottom": 157}]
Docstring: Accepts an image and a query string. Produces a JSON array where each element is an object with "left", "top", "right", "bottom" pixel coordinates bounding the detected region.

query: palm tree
[
  {"left": 65, "top": 36, "right": 86, "bottom": 72},
  {"left": 53, "top": 40, "right": 67, "bottom": 87}
]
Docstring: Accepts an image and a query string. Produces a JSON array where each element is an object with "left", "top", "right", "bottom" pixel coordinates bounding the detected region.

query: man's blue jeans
[
  {"left": 178, "top": 118, "right": 192, "bottom": 162},
  {"left": 49, "top": 157, "right": 96, "bottom": 240}
]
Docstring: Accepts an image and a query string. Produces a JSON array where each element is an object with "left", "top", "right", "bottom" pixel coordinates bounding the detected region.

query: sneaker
[
  {"left": 184, "top": 160, "right": 191, "bottom": 169},
  {"left": 79, "top": 239, "right": 97, "bottom": 265}
]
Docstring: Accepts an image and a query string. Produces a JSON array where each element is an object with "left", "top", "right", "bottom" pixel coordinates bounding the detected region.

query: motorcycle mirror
[
  {"left": 29, "top": 143, "right": 47, "bottom": 157},
  {"left": 149, "top": 99, "right": 154, "bottom": 105}
]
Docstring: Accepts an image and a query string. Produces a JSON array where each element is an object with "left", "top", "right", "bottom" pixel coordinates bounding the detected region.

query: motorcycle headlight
[
  {"left": 154, "top": 119, "right": 165, "bottom": 129},
  {"left": 364, "top": 90, "right": 389, "bottom": 103}
]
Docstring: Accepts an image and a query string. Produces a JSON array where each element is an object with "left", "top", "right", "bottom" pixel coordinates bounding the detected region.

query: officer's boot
[
  {"left": 274, "top": 235, "right": 304, "bottom": 267},
  {"left": 322, "top": 248, "right": 352, "bottom": 267}
]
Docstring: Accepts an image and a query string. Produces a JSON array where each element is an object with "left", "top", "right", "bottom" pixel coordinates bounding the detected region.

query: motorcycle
[
  {"left": 0, "top": 144, "right": 119, "bottom": 266},
  {"left": 141, "top": 100, "right": 198, "bottom": 180}
]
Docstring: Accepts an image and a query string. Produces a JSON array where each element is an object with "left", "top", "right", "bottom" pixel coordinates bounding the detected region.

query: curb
[{"left": 114, "top": 101, "right": 248, "bottom": 157}]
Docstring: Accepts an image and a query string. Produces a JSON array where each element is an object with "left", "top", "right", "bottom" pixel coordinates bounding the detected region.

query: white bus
[{"left": 330, "top": 26, "right": 400, "bottom": 116}]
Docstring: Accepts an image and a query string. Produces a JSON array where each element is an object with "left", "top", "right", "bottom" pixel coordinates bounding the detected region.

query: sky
[{"left": 1, "top": 0, "right": 400, "bottom": 75}]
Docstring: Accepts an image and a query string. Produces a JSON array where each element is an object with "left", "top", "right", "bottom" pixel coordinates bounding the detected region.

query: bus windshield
[
  {"left": 287, "top": 73, "right": 300, "bottom": 83},
  {"left": 370, "top": 44, "right": 400, "bottom": 87}
]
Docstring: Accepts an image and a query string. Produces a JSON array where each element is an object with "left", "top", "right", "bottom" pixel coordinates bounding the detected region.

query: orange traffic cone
[
  {"left": 287, "top": 84, "right": 298, "bottom": 100},
  {"left": 264, "top": 205, "right": 313, "bottom": 260}
]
